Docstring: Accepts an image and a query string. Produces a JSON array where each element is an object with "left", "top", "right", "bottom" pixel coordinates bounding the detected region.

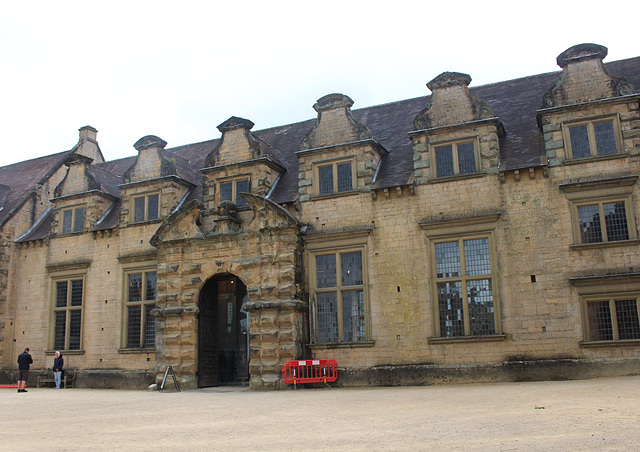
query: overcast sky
[{"left": 1, "top": 1, "right": 638, "bottom": 167}]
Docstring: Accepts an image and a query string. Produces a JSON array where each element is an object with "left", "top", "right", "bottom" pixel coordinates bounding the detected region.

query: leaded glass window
[
  {"left": 567, "top": 118, "right": 620, "bottom": 159},
  {"left": 53, "top": 278, "right": 83, "bottom": 350},
  {"left": 577, "top": 200, "right": 629, "bottom": 244},
  {"left": 219, "top": 178, "right": 250, "bottom": 207},
  {"left": 313, "top": 248, "right": 366, "bottom": 343},
  {"left": 62, "top": 210, "right": 73, "bottom": 234},
  {"left": 433, "top": 141, "right": 477, "bottom": 178},
  {"left": 61, "top": 207, "right": 85, "bottom": 234},
  {"left": 587, "top": 297, "right": 640, "bottom": 342},
  {"left": 569, "top": 124, "right": 591, "bottom": 158},
  {"left": 435, "top": 145, "right": 454, "bottom": 178},
  {"left": 125, "top": 270, "right": 157, "bottom": 348},
  {"left": 147, "top": 194, "right": 159, "bottom": 220},
  {"left": 457, "top": 142, "right": 477, "bottom": 175},
  {"left": 337, "top": 162, "right": 353, "bottom": 192},
  {"left": 434, "top": 237, "right": 495, "bottom": 337},
  {"left": 316, "top": 160, "right": 354, "bottom": 195},
  {"left": 318, "top": 165, "right": 334, "bottom": 195},
  {"left": 132, "top": 193, "right": 160, "bottom": 223}
]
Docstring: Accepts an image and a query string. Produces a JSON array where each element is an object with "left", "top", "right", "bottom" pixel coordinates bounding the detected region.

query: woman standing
[{"left": 53, "top": 351, "right": 64, "bottom": 389}]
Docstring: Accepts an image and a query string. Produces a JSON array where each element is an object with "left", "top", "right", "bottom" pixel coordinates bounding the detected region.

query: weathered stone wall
[
  {"left": 8, "top": 226, "right": 156, "bottom": 380},
  {"left": 210, "top": 128, "right": 257, "bottom": 167},
  {"left": 0, "top": 163, "right": 67, "bottom": 370},
  {"left": 0, "top": 230, "right": 10, "bottom": 368},
  {"left": 299, "top": 151, "right": 640, "bottom": 379},
  {"left": 2, "top": 44, "right": 639, "bottom": 389}
]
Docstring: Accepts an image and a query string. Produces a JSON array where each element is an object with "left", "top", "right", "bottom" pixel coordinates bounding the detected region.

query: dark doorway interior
[{"left": 198, "top": 274, "right": 249, "bottom": 387}]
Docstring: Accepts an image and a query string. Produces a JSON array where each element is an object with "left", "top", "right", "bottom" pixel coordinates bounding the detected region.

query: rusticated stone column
[
  {"left": 244, "top": 300, "right": 307, "bottom": 389},
  {"left": 152, "top": 305, "right": 199, "bottom": 389}
]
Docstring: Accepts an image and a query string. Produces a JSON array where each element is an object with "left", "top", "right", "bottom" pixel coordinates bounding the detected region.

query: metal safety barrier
[{"left": 282, "top": 359, "right": 338, "bottom": 389}]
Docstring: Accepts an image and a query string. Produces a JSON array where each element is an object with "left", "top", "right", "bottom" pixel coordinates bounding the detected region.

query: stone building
[{"left": 1, "top": 43, "right": 639, "bottom": 389}]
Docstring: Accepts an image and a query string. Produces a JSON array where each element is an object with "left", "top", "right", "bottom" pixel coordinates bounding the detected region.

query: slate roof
[
  {"left": 92, "top": 200, "right": 121, "bottom": 232},
  {"left": 15, "top": 208, "right": 52, "bottom": 242},
  {"left": 0, "top": 150, "right": 73, "bottom": 227},
  {"left": 2, "top": 56, "right": 639, "bottom": 238},
  {"left": 0, "top": 184, "right": 10, "bottom": 209},
  {"left": 90, "top": 165, "right": 122, "bottom": 199},
  {"left": 166, "top": 56, "right": 640, "bottom": 202}
]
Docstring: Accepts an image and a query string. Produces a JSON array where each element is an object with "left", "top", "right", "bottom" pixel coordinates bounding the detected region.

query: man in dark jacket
[
  {"left": 53, "top": 351, "right": 64, "bottom": 389},
  {"left": 17, "top": 347, "right": 33, "bottom": 393}
]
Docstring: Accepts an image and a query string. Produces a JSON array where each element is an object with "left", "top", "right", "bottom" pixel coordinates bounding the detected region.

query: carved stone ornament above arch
[
  {"left": 150, "top": 199, "right": 205, "bottom": 246},
  {"left": 150, "top": 193, "right": 302, "bottom": 247},
  {"left": 241, "top": 192, "right": 302, "bottom": 231}
]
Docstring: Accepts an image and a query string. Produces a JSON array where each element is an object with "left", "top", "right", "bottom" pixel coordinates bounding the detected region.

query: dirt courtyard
[{"left": 1, "top": 376, "right": 639, "bottom": 451}]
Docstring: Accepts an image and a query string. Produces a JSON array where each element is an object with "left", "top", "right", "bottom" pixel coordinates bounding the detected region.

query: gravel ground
[{"left": 1, "top": 376, "right": 639, "bottom": 451}]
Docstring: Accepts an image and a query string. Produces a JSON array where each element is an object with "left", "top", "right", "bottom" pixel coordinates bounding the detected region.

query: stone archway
[
  {"left": 197, "top": 274, "right": 249, "bottom": 387},
  {"left": 152, "top": 194, "right": 308, "bottom": 389}
]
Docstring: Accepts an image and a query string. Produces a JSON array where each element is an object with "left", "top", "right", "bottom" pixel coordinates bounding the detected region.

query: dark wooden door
[
  {"left": 198, "top": 275, "right": 249, "bottom": 387},
  {"left": 198, "top": 288, "right": 219, "bottom": 387}
]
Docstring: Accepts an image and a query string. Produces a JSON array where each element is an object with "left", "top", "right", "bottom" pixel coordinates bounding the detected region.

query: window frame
[
  {"left": 429, "top": 232, "right": 501, "bottom": 338},
  {"left": 561, "top": 177, "right": 638, "bottom": 249},
  {"left": 217, "top": 175, "right": 251, "bottom": 208},
  {"left": 430, "top": 137, "right": 480, "bottom": 179},
  {"left": 50, "top": 275, "right": 85, "bottom": 352},
  {"left": 131, "top": 192, "right": 160, "bottom": 224},
  {"left": 307, "top": 231, "right": 371, "bottom": 345},
  {"left": 312, "top": 157, "right": 356, "bottom": 197},
  {"left": 570, "top": 195, "right": 635, "bottom": 245},
  {"left": 573, "top": 274, "right": 640, "bottom": 347},
  {"left": 60, "top": 205, "right": 85, "bottom": 234},
  {"left": 563, "top": 115, "right": 623, "bottom": 160},
  {"left": 421, "top": 213, "right": 503, "bottom": 342},
  {"left": 582, "top": 294, "right": 640, "bottom": 342},
  {"left": 122, "top": 268, "right": 158, "bottom": 350}
]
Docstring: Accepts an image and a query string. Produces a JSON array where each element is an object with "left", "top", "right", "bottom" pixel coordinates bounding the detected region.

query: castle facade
[{"left": 1, "top": 44, "right": 639, "bottom": 389}]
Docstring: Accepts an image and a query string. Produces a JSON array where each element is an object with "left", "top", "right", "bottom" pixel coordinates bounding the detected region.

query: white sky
[{"left": 0, "top": 1, "right": 638, "bottom": 167}]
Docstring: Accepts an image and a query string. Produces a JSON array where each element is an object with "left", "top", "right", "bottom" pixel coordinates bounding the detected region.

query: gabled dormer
[
  {"left": 120, "top": 135, "right": 197, "bottom": 228},
  {"left": 201, "top": 117, "right": 285, "bottom": 214},
  {"left": 410, "top": 72, "right": 504, "bottom": 185},
  {"left": 51, "top": 154, "right": 118, "bottom": 236},
  {"left": 296, "top": 94, "right": 387, "bottom": 202},
  {"left": 538, "top": 43, "right": 640, "bottom": 166}
]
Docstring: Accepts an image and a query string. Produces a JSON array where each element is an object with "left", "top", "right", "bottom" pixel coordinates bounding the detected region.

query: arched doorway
[{"left": 198, "top": 274, "right": 249, "bottom": 387}]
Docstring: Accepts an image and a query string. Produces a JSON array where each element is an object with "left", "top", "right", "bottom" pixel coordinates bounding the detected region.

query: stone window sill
[
  {"left": 564, "top": 152, "right": 628, "bottom": 165},
  {"left": 129, "top": 219, "right": 163, "bottom": 226},
  {"left": 308, "top": 340, "right": 375, "bottom": 350},
  {"left": 45, "top": 350, "right": 85, "bottom": 356},
  {"left": 309, "top": 190, "right": 360, "bottom": 201},
  {"left": 56, "top": 231, "right": 85, "bottom": 237},
  {"left": 570, "top": 239, "right": 640, "bottom": 251},
  {"left": 580, "top": 339, "right": 640, "bottom": 348},
  {"left": 428, "top": 334, "right": 506, "bottom": 344},
  {"left": 118, "top": 348, "right": 156, "bottom": 354},
  {"left": 427, "top": 172, "right": 485, "bottom": 184}
]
